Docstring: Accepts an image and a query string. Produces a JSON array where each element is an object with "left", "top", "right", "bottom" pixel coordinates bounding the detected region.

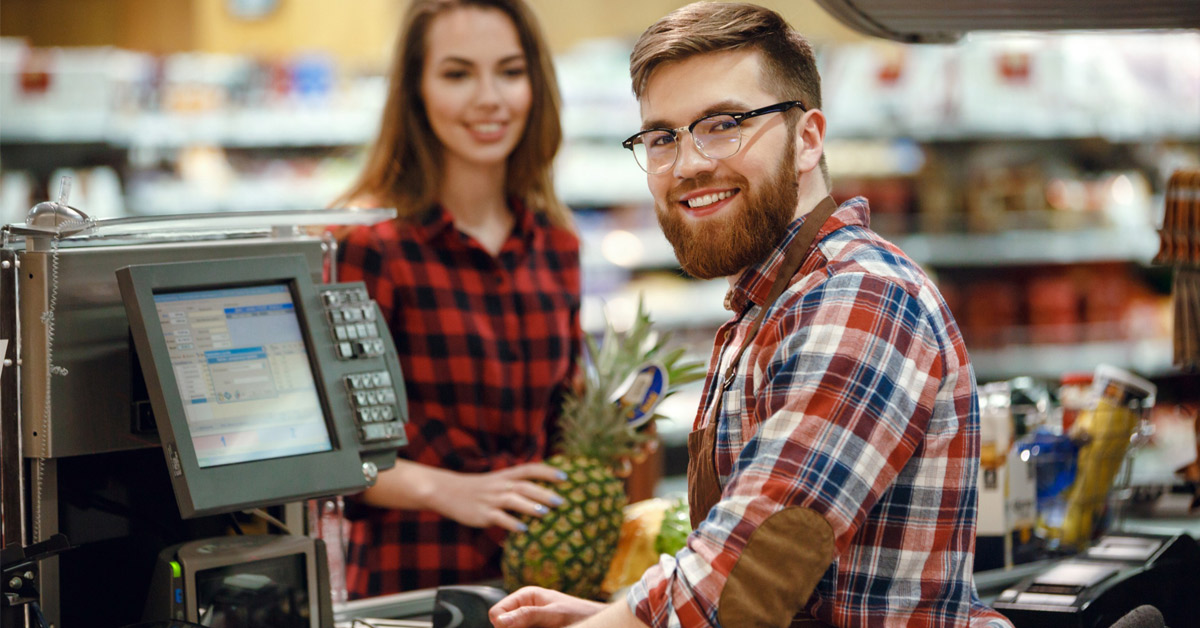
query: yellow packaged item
[{"left": 600, "top": 498, "right": 671, "bottom": 596}]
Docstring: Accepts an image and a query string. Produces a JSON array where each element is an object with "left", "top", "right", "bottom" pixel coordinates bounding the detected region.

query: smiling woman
[
  {"left": 420, "top": 8, "right": 532, "bottom": 202},
  {"left": 331, "top": 0, "right": 582, "bottom": 600}
]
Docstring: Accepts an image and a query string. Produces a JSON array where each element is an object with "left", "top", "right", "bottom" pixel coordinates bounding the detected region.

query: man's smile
[{"left": 676, "top": 187, "right": 741, "bottom": 217}]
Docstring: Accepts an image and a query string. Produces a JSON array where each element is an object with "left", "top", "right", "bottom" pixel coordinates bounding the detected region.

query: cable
[
  {"left": 246, "top": 508, "right": 294, "bottom": 535},
  {"left": 29, "top": 601, "right": 50, "bottom": 628},
  {"left": 32, "top": 194, "right": 94, "bottom": 544},
  {"left": 227, "top": 513, "right": 246, "bottom": 535}
]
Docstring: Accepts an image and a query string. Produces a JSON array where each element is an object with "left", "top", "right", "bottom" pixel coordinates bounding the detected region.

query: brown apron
[{"left": 687, "top": 196, "right": 839, "bottom": 627}]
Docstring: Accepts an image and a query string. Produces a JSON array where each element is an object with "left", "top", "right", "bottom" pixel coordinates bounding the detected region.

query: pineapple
[{"left": 501, "top": 299, "right": 705, "bottom": 599}]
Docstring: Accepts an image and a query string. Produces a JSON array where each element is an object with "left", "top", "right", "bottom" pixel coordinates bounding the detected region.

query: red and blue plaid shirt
[
  {"left": 628, "top": 197, "right": 1012, "bottom": 627},
  {"left": 337, "top": 199, "right": 580, "bottom": 598}
]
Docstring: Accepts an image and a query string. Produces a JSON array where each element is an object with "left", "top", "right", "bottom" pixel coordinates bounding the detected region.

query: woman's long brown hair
[{"left": 338, "top": 0, "right": 570, "bottom": 228}]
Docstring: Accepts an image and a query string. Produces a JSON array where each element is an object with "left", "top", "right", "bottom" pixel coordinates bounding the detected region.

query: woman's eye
[
  {"left": 443, "top": 70, "right": 468, "bottom": 80},
  {"left": 503, "top": 66, "right": 527, "bottom": 78}
]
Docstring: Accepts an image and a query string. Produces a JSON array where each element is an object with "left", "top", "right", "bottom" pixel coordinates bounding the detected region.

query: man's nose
[{"left": 672, "top": 132, "right": 716, "bottom": 179}]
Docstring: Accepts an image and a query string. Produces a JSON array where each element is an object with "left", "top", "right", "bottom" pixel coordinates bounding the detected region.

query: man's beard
[{"left": 655, "top": 147, "right": 798, "bottom": 280}]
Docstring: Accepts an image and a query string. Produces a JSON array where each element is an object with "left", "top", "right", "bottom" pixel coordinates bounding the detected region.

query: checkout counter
[
  {"left": 0, "top": 194, "right": 416, "bottom": 628},
  {"left": 2, "top": 195, "right": 1197, "bottom": 628}
]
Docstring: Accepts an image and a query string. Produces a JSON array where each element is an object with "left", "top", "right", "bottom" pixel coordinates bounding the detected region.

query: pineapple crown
[{"left": 556, "top": 297, "right": 706, "bottom": 464}]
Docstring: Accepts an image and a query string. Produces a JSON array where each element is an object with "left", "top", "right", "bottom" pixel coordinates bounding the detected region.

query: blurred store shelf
[
  {"left": 896, "top": 227, "right": 1161, "bottom": 267},
  {"left": 581, "top": 224, "right": 1163, "bottom": 272},
  {"left": 971, "top": 338, "right": 1174, "bottom": 382},
  {"left": 0, "top": 108, "right": 382, "bottom": 148}
]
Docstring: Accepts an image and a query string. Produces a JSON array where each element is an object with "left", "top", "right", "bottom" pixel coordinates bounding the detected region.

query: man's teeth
[
  {"left": 687, "top": 190, "right": 734, "bottom": 209},
  {"left": 471, "top": 123, "right": 502, "bottom": 133}
]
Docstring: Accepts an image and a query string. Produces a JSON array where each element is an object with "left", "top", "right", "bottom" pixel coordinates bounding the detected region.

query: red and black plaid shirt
[{"left": 337, "top": 199, "right": 581, "bottom": 598}]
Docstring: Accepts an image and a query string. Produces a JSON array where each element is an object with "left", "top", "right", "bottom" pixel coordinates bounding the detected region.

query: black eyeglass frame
[{"left": 621, "top": 100, "right": 807, "bottom": 172}]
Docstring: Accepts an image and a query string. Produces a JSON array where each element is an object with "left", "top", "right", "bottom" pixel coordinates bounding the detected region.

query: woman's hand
[
  {"left": 425, "top": 463, "right": 567, "bottom": 532},
  {"left": 489, "top": 586, "right": 607, "bottom": 628}
]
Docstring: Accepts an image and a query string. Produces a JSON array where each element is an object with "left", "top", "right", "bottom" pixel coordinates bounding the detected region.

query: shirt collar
[
  {"left": 411, "top": 197, "right": 537, "bottom": 249},
  {"left": 724, "top": 196, "right": 871, "bottom": 313}
]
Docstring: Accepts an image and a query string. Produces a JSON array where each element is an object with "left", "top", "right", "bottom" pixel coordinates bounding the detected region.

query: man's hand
[{"left": 489, "top": 587, "right": 606, "bottom": 627}]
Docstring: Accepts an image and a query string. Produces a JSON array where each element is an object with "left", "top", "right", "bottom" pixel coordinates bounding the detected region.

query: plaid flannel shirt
[
  {"left": 337, "top": 199, "right": 581, "bottom": 598},
  {"left": 629, "top": 197, "right": 1012, "bottom": 627}
]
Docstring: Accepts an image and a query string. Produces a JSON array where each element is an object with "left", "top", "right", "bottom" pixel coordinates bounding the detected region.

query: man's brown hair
[{"left": 629, "top": 2, "right": 828, "bottom": 185}]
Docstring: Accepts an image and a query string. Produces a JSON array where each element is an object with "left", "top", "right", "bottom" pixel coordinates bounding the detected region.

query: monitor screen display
[
  {"left": 153, "top": 284, "right": 332, "bottom": 468},
  {"left": 194, "top": 553, "right": 312, "bottom": 628}
]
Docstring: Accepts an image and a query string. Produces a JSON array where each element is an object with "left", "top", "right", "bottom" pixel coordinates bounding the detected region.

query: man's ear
[{"left": 794, "top": 108, "right": 826, "bottom": 176}]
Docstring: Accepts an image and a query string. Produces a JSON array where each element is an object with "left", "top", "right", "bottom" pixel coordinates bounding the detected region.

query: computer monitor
[{"left": 117, "top": 254, "right": 407, "bottom": 519}]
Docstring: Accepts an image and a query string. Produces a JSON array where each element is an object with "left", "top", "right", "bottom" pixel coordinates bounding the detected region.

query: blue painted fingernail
[
  {"left": 516, "top": 522, "right": 528, "bottom": 532},
  {"left": 556, "top": 470, "right": 568, "bottom": 481},
  {"left": 550, "top": 495, "right": 564, "bottom": 506},
  {"left": 535, "top": 504, "right": 548, "bottom": 515}
]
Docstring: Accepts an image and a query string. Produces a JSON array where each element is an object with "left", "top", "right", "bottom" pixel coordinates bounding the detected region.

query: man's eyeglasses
[{"left": 621, "top": 100, "right": 806, "bottom": 174}]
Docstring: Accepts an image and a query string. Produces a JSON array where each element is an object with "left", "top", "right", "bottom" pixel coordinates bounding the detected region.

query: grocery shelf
[
  {"left": 581, "top": 224, "right": 1163, "bottom": 272},
  {"left": 583, "top": 282, "right": 1174, "bottom": 385},
  {"left": 970, "top": 338, "right": 1174, "bottom": 382},
  {"left": 580, "top": 282, "right": 732, "bottom": 335},
  {"left": 893, "top": 228, "right": 1161, "bottom": 267},
  {"left": 0, "top": 108, "right": 382, "bottom": 148}
]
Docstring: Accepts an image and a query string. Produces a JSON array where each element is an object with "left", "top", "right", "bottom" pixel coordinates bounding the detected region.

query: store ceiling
[{"left": 814, "top": 0, "right": 1200, "bottom": 43}]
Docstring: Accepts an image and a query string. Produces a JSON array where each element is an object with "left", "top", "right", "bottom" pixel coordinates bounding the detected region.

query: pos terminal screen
[{"left": 153, "top": 284, "right": 332, "bottom": 468}]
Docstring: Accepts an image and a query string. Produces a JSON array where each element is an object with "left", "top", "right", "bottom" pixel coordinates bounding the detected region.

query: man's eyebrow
[{"left": 641, "top": 99, "right": 755, "bottom": 131}]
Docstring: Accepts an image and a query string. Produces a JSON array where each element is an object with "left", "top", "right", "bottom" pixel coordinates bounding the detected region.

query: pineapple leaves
[{"left": 555, "top": 296, "right": 706, "bottom": 466}]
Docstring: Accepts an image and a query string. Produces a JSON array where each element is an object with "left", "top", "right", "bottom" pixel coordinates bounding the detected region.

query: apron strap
[{"left": 709, "top": 195, "right": 839, "bottom": 422}]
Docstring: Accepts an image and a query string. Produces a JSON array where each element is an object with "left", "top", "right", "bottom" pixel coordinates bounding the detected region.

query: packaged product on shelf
[
  {"left": 1077, "top": 264, "right": 1122, "bottom": 342},
  {"left": 1058, "top": 372, "right": 1095, "bottom": 433},
  {"left": 1012, "top": 377, "right": 1078, "bottom": 548},
  {"left": 956, "top": 36, "right": 1062, "bottom": 137},
  {"left": 819, "top": 42, "right": 953, "bottom": 139},
  {"left": 1027, "top": 270, "right": 1080, "bottom": 345},
  {"left": 1052, "top": 365, "right": 1156, "bottom": 550},
  {"left": 976, "top": 381, "right": 1039, "bottom": 570},
  {"left": 963, "top": 279, "right": 1021, "bottom": 348}
]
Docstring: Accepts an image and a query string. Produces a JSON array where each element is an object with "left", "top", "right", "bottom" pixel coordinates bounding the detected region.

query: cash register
[
  {"left": 993, "top": 532, "right": 1200, "bottom": 627},
  {"left": 115, "top": 254, "right": 410, "bottom": 627}
]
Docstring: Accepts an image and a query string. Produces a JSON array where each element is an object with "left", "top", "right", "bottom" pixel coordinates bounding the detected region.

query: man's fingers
[
  {"left": 491, "top": 604, "right": 546, "bottom": 628},
  {"left": 489, "top": 587, "right": 552, "bottom": 624}
]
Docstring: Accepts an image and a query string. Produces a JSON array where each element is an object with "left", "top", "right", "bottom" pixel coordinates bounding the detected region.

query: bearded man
[{"left": 491, "top": 3, "right": 1012, "bottom": 627}]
